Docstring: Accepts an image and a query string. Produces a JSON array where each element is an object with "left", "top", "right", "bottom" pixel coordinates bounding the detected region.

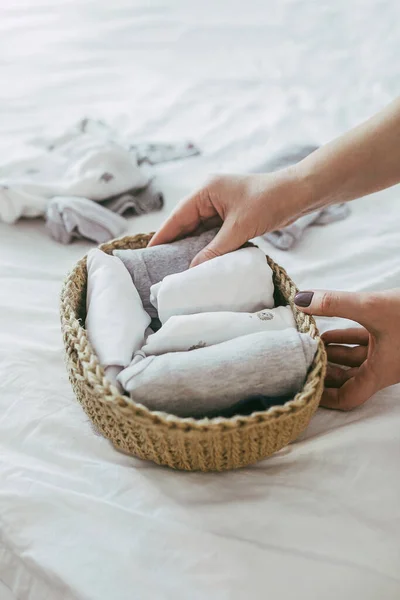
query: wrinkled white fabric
[
  {"left": 3, "top": 4, "right": 400, "bottom": 600},
  {"left": 150, "top": 247, "right": 275, "bottom": 324},
  {"left": 85, "top": 249, "right": 150, "bottom": 387},
  {"left": 0, "top": 134, "right": 149, "bottom": 224},
  {"left": 142, "top": 306, "right": 295, "bottom": 355}
]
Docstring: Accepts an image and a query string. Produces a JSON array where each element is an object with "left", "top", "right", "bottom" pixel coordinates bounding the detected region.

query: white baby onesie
[
  {"left": 85, "top": 249, "right": 151, "bottom": 388},
  {"left": 149, "top": 246, "right": 275, "bottom": 324},
  {"left": 142, "top": 306, "right": 295, "bottom": 355}
]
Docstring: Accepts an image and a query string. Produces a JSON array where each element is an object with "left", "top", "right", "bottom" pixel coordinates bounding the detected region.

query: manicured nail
[{"left": 294, "top": 291, "right": 314, "bottom": 307}]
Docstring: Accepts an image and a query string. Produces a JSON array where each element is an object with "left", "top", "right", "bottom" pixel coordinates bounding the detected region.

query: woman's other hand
[{"left": 294, "top": 289, "right": 400, "bottom": 410}]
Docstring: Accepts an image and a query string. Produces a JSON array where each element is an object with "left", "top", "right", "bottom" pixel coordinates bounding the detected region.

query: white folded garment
[
  {"left": 142, "top": 306, "right": 295, "bottom": 355},
  {"left": 150, "top": 247, "right": 275, "bottom": 324},
  {"left": 0, "top": 136, "right": 149, "bottom": 224},
  {"left": 85, "top": 249, "right": 151, "bottom": 388}
]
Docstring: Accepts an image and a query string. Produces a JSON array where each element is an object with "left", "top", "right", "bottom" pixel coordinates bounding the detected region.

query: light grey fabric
[
  {"left": 46, "top": 196, "right": 126, "bottom": 244},
  {"left": 100, "top": 180, "right": 164, "bottom": 216},
  {"left": 113, "top": 228, "right": 219, "bottom": 317},
  {"left": 252, "top": 144, "right": 319, "bottom": 174},
  {"left": 315, "top": 203, "right": 351, "bottom": 225},
  {"left": 265, "top": 204, "right": 350, "bottom": 250},
  {"left": 252, "top": 145, "right": 351, "bottom": 250},
  {"left": 118, "top": 329, "right": 317, "bottom": 418},
  {"left": 131, "top": 141, "right": 200, "bottom": 165}
]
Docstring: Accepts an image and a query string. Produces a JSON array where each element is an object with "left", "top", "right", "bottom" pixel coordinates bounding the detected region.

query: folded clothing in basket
[
  {"left": 113, "top": 228, "right": 219, "bottom": 317},
  {"left": 142, "top": 307, "right": 296, "bottom": 355},
  {"left": 86, "top": 229, "right": 317, "bottom": 418},
  {"left": 118, "top": 329, "right": 317, "bottom": 418},
  {"left": 85, "top": 249, "right": 151, "bottom": 388},
  {"left": 150, "top": 246, "right": 275, "bottom": 324}
]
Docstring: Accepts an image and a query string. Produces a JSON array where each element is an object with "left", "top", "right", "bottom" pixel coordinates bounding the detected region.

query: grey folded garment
[
  {"left": 46, "top": 180, "right": 164, "bottom": 245},
  {"left": 264, "top": 204, "right": 351, "bottom": 250},
  {"left": 252, "top": 145, "right": 351, "bottom": 250},
  {"left": 100, "top": 180, "right": 164, "bottom": 216},
  {"left": 117, "top": 329, "right": 317, "bottom": 418},
  {"left": 114, "top": 228, "right": 219, "bottom": 317},
  {"left": 45, "top": 196, "right": 127, "bottom": 244}
]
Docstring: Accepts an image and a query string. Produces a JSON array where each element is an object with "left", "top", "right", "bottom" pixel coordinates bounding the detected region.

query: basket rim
[{"left": 60, "top": 233, "right": 327, "bottom": 433}]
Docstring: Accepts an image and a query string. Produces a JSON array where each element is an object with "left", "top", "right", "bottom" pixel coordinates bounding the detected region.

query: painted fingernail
[{"left": 294, "top": 291, "right": 314, "bottom": 307}]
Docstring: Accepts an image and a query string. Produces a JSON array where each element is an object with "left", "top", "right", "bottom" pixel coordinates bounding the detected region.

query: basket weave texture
[{"left": 60, "top": 233, "right": 326, "bottom": 471}]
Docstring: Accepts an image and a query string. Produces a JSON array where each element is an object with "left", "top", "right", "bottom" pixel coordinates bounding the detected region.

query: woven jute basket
[{"left": 60, "top": 233, "right": 326, "bottom": 472}]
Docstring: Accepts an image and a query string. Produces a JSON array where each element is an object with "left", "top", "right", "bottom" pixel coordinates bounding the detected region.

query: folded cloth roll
[
  {"left": 142, "top": 306, "right": 295, "bottom": 355},
  {"left": 118, "top": 329, "right": 317, "bottom": 418},
  {"left": 113, "top": 228, "right": 219, "bottom": 317},
  {"left": 85, "top": 249, "right": 151, "bottom": 388},
  {"left": 46, "top": 196, "right": 127, "bottom": 244},
  {"left": 150, "top": 246, "right": 275, "bottom": 324}
]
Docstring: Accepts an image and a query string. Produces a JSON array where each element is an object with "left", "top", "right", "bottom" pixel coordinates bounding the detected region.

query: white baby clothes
[
  {"left": 0, "top": 138, "right": 149, "bottom": 224},
  {"left": 85, "top": 249, "right": 150, "bottom": 388},
  {"left": 0, "top": 117, "right": 199, "bottom": 227},
  {"left": 142, "top": 306, "right": 296, "bottom": 356},
  {"left": 150, "top": 246, "right": 275, "bottom": 324},
  {"left": 118, "top": 329, "right": 317, "bottom": 418}
]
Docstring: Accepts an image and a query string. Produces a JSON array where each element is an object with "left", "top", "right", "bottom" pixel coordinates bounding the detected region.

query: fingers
[
  {"left": 322, "top": 327, "right": 369, "bottom": 346},
  {"left": 148, "top": 206, "right": 197, "bottom": 247},
  {"left": 324, "top": 363, "right": 357, "bottom": 387},
  {"left": 326, "top": 344, "right": 368, "bottom": 368},
  {"left": 190, "top": 219, "right": 248, "bottom": 267},
  {"left": 294, "top": 290, "right": 369, "bottom": 324},
  {"left": 192, "top": 216, "right": 223, "bottom": 235},
  {"left": 321, "top": 363, "right": 377, "bottom": 411},
  {"left": 149, "top": 189, "right": 218, "bottom": 247}
]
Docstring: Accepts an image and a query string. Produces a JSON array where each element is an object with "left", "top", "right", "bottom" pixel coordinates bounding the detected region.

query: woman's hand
[
  {"left": 294, "top": 289, "right": 400, "bottom": 410},
  {"left": 149, "top": 168, "right": 309, "bottom": 266}
]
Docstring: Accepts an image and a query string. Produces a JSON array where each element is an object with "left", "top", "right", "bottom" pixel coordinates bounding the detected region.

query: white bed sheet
[{"left": 1, "top": 1, "right": 400, "bottom": 599}]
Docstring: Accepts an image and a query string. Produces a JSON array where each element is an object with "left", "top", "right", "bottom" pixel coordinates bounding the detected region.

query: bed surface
[{"left": 1, "top": 1, "right": 400, "bottom": 599}]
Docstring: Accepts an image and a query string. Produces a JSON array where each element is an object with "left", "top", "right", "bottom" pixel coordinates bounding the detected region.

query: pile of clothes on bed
[
  {"left": 85, "top": 229, "right": 317, "bottom": 419},
  {"left": 0, "top": 118, "right": 200, "bottom": 243},
  {"left": 0, "top": 129, "right": 351, "bottom": 250}
]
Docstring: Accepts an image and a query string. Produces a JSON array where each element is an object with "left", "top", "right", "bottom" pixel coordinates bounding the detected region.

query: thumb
[
  {"left": 294, "top": 289, "right": 368, "bottom": 323},
  {"left": 190, "top": 219, "right": 248, "bottom": 267}
]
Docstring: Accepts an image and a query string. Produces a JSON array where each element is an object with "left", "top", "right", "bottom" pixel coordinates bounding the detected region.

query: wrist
[
  {"left": 265, "top": 165, "right": 315, "bottom": 227},
  {"left": 295, "top": 150, "right": 345, "bottom": 212},
  {"left": 287, "top": 163, "right": 316, "bottom": 213}
]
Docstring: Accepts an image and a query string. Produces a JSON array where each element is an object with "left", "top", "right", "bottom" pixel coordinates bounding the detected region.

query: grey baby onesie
[
  {"left": 113, "top": 228, "right": 219, "bottom": 317},
  {"left": 117, "top": 329, "right": 317, "bottom": 418},
  {"left": 46, "top": 196, "right": 127, "bottom": 244}
]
